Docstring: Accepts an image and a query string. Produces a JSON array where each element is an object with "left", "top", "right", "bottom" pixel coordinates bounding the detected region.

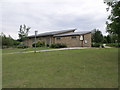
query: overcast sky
[{"left": 0, "top": 0, "right": 109, "bottom": 39}]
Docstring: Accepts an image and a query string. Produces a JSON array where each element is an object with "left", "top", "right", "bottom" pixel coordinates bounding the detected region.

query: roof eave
[
  {"left": 27, "top": 29, "right": 76, "bottom": 38},
  {"left": 54, "top": 32, "right": 91, "bottom": 37}
]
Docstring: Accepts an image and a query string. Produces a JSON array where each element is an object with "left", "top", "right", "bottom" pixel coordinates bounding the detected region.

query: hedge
[
  {"left": 92, "top": 43, "right": 101, "bottom": 47},
  {"left": 106, "top": 43, "right": 120, "bottom": 47},
  {"left": 17, "top": 45, "right": 28, "bottom": 49},
  {"left": 32, "top": 41, "right": 45, "bottom": 47},
  {"left": 92, "top": 43, "right": 105, "bottom": 48},
  {"left": 50, "top": 43, "right": 67, "bottom": 48}
]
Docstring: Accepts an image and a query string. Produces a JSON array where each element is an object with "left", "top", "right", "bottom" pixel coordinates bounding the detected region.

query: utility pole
[{"left": 34, "top": 30, "right": 38, "bottom": 53}]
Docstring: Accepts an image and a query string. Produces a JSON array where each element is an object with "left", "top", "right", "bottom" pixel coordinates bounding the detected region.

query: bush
[
  {"left": 101, "top": 45, "right": 105, "bottom": 48},
  {"left": 17, "top": 45, "right": 28, "bottom": 49},
  {"left": 92, "top": 43, "right": 100, "bottom": 47},
  {"left": 106, "top": 43, "right": 120, "bottom": 47},
  {"left": 46, "top": 44, "right": 49, "bottom": 47},
  {"left": 32, "top": 41, "right": 45, "bottom": 47},
  {"left": 14, "top": 41, "right": 20, "bottom": 46},
  {"left": 50, "top": 43, "right": 67, "bottom": 48}
]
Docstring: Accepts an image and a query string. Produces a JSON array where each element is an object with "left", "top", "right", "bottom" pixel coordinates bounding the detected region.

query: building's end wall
[
  {"left": 54, "top": 35, "right": 81, "bottom": 47},
  {"left": 83, "top": 33, "right": 91, "bottom": 47},
  {"left": 54, "top": 33, "right": 91, "bottom": 47}
]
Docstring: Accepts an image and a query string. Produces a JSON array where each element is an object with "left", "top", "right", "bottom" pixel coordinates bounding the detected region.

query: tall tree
[
  {"left": 110, "top": 34, "right": 118, "bottom": 43},
  {"left": 18, "top": 24, "right": 31, "bottom": 42},
  {"left": 105, "top": 0, "right": 120, "bottom": 45},
  {"left": 106, "top": 35, "right": 112, "bottom": 43},
  {"left": 92, "top": 29, "right": 103, "bottom": 43},
  {"left": 103, "top": 36, "right": 108, "bottom": 43}
]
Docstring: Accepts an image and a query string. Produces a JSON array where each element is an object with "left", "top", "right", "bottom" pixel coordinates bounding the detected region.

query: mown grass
[
  {"left": 2, "top": 47, "right": 50, "bottom": 53},
  {"left": 2, "top": 48, "right": 118, "bottom": 88}
]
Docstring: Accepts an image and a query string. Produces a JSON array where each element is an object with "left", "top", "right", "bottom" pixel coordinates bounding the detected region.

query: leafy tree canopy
[
  {"left": 18, "top": 24, "right": 31, "bottom": 42},
  {"left": 92, "top": 29, "right": 103, "bottom": 43},
  {"left": 105, "top": 0, "right": 120, "bottom": 44}
]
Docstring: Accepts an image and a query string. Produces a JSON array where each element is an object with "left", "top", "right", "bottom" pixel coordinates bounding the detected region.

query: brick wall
[
  {"left": 55, "top": 36, "right": 81, "bottom": 47},
  {"left": 24, "top": 33, "right": 91, "bottom": 47},
  {"left": 24, "top": 36, "right": 53, "bottom": 47},
  {"left": 83, "top": 33, "right": 91, "bottom": 47},
  {"left": 54, "top": 33, "right": 91, "bottom": 47}
]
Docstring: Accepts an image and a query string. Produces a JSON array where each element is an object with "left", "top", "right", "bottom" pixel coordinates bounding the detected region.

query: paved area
[
  {"left": 3, "top": 47, "right": 91, "bottom": 55},
  {"left": 2, "top": 46, "right": 112, "bottom": 55},
  {"left": 103, "top": 44, "right": 112, "bottom": 48}
]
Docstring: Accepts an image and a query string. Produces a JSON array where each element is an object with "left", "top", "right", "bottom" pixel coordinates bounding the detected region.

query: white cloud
[{"left": 1, "top": 0, "right": 109, "bottom": 39}]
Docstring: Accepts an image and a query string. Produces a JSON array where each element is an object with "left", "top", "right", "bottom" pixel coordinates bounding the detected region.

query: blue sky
[{"left": 0, "top": 0, "right": 109, "bottom": 39}]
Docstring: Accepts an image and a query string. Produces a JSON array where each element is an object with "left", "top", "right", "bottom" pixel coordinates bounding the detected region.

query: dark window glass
[
  {"left": 56, "top": 37, "right": 61, "bottom": 40},
  {"left": 71, "top": 36, "right": 76, "bottom": 39}
]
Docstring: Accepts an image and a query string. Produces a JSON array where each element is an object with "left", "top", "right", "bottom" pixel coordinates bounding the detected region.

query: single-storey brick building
[{"left": 24, "top": 29, "right": 91, "bottom": 47}]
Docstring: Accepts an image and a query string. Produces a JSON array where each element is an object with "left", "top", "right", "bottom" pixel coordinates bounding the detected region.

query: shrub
[
  {"left": 46, "top": 44, "right": 49, "bottom": 47},
  {"left": 17, "top": 45, "right": 28, "bottom": 49},
  {"left": 32, "top": 41, "right": 45, "bottom": 47},
  {"left": 50, "top": 43, "right": 67, "bottom": 48},
  {"left": 101, "top": 45, "right": 105, "bottom": 48},
  {"left": 92, "top": 43, "right": 100, "bottom": 47},
  {"left": 106, "top": 43, "right": 120, "bottom": 47}
]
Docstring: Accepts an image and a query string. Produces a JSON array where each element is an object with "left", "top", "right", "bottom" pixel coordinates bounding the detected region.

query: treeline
[
  {"left": 92, "top": 29, "right": 119, "bottom": 47},
  {"left": 1, "top": 24, "right": 30, "bottom": 49},
  {"left": 0, "top": 33, "right": 20, "bottom": 48},
  {"left": 92, "top": 29, "right": 118, "bottom": 43}
]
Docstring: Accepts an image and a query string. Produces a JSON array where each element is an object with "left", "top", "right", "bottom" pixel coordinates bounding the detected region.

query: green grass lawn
[
  {"left": 2, "top": 47, "right": 50, "bottom": 53},
  {"left": 2, "top": 48, "right": 118, "bottom": 88}
]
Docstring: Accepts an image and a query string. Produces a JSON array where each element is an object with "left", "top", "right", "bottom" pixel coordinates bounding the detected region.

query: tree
[
  {"left": 103, "top": 34, "right": 118, "bottom": 43},
  {"left": 106, "top": 35, "right": 112, "bottom": 43},
  {"left": 18, "top": 24, "right": 31, "bottom": 42},
  {"left": 105, "top": 0, "right": 120, "bottom": 46},
  {"left": 110, "top": 34, "right": 118, "bottom": 43},
  {"left": 103, "top": 36, "right": 108, "bottom": 43},
  {"left": 92, "top": 29, "right": 103, "bottom": 43}
]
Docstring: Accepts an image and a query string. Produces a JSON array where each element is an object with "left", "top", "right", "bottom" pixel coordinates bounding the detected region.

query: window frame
[
  {"left": 71, "top": 36, "right": 77, "bottom": 39},
  {"left": 56, "top": 37, "right": 61, "bottom": 40}
]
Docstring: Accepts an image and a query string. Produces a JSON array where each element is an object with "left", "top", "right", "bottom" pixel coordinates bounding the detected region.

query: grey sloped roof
[
  {"left": 27, "top": 29, "right": 76, "bottom": 38},
  {"left": 54, "top": 31, "right": 91, "bottom": 37}
]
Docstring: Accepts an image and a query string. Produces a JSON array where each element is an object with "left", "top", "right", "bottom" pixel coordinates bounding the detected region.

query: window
[
  {"left": 71, "top": 36, "right": 76, "bottom": 39},
  {"left": 56, "top": 37, "right": 61, "bottom": 40}
]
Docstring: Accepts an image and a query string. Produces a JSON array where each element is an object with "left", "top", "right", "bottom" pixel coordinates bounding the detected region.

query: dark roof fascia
[
  {"left": 54, "top": 32, "right": 91, "bottom": 37},
  {"left": 27, "top": 29, "right": 76, "bottom": 38},
  {"left": 28, "top": 35, "right": 53, "bottom": 38},
  {"left": 54, "top": 34, "right": 79, "bottom": 37}
]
